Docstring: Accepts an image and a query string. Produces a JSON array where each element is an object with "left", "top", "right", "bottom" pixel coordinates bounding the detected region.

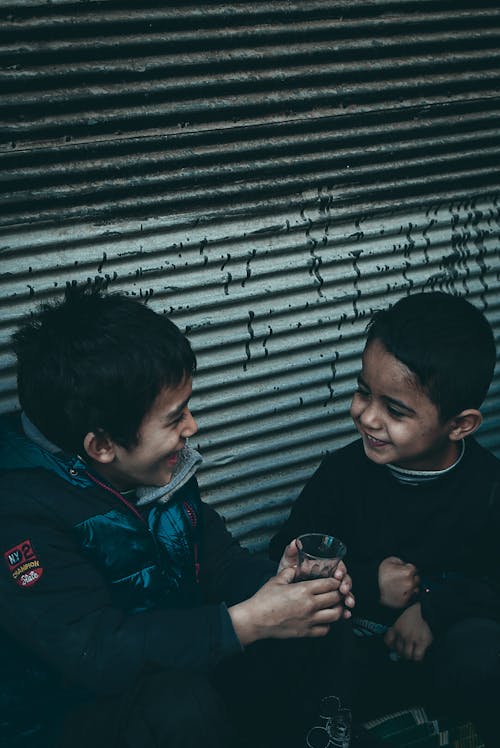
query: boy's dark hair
[
  {"left": 12, "top": 285, "right": 197, "bottom": 454},
  {"left": 366, "top": 291, "right": 496, "bottom": 422}
]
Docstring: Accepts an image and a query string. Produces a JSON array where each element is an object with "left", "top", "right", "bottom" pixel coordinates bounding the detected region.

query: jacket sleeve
[
  {"left": 200, "top": 502, "right": 277, "bottom": 606},
  {"left": 0, "top": 497, "right": 244, "bottom": 697}
]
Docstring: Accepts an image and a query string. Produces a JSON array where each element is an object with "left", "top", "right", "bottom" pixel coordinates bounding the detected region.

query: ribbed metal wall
[{"left": 1, "top": 1, "right": 499, "bottom": 550}]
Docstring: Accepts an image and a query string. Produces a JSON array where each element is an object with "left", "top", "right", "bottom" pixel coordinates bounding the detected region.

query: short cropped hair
[
  {"left": 12, "top": 285, "right": 197, "bottom": 454},
  {"left": 366, "top": 291, "right": 496, "bottom": 421}
]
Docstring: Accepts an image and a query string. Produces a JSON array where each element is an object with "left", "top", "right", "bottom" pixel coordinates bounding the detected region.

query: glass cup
[{"left": 296, "top": 533, "right": 347, "bottom": 581}]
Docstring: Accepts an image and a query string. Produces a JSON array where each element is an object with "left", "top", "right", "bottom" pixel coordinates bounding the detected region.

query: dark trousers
[
  {"left": 58, "top": 621, "right": 353, "bottom": 748},
  {"left": 351, "top": 617, "right": 500, "bottom": 747}
]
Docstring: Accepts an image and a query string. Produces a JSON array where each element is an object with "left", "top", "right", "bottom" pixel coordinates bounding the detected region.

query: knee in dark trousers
[
  {"left": 60, "top": 670, "right": 233, "bottom": 748},
  {"left": 433, "top": 617, "right": 500, "bottom": 747}
]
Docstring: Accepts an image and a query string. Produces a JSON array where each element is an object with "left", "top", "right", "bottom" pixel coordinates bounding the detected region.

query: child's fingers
[{"left": 334, "top": 560, "right": 348, "bottom": 579}]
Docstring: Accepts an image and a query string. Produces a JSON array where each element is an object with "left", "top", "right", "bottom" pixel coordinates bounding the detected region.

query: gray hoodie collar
[
  {"left": 135, "top": 445, "right": 203, "bottom": 506},
  {"left": 21, "top": 411, "right": 62, "bottom": 454}
]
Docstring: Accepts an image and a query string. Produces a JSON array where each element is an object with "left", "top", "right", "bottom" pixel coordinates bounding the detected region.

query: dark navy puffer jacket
[{"left": 0, "top": 414, "right": 275, "bottom": 746}]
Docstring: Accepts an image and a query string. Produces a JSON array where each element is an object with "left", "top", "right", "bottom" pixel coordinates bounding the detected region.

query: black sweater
[{"left": 270, "top": 437, "right": 500, "bottom": 635}]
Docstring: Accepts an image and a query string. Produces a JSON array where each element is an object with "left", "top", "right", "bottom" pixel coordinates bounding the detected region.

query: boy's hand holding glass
[{"left": 277, "top": 534, "right": 354, "bottom": 617}]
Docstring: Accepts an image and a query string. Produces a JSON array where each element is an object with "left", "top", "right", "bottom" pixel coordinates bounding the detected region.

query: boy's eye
[
  {"left": 172, "top": 408, "right": 191, "bottom": 426},
  {"left": 387, "top": 406, "right": 405, "bottom": 418},
  {"left": 166, "top": 411, "right": 185, "bottom": 427}
]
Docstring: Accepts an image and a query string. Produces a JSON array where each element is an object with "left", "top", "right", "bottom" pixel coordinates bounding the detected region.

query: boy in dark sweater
[{"left": 270, "top": 292, "right": 500, "bottom": 746}]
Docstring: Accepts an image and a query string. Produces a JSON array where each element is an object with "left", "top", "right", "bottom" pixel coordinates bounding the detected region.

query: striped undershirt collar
[{"left": 387, "top": 440, "right": 465, "bottom": 485}]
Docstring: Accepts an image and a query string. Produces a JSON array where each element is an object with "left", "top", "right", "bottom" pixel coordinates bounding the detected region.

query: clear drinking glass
[{"left": 296, "top": 533, "right": 347, "bottom": 581}]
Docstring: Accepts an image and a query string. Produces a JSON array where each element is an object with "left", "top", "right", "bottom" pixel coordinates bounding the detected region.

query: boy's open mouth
[{"left": 365, "top": 432, "right": 389, "bottom": 448}]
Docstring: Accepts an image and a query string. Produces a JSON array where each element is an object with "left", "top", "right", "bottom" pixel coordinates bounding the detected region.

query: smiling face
[
  {"left": 350, "top": 339, "right": 461, "bottom": 471},
  {"left": 101, "top": 376, "right": 198, "bottom": 490}
]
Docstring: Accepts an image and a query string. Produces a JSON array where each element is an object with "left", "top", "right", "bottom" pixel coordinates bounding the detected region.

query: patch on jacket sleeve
[{"left": 4, "top": 539, "right": 44, "bottom": 588}]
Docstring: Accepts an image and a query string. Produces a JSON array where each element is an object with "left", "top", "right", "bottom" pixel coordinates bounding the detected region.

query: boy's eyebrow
[{"left": 357, "top": 374, "right": 416, "bottom": 415}]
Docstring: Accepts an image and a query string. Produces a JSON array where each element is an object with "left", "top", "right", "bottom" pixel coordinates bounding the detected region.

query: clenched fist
[{"left": 378, "top": 556, "right": 420, "bottom": 609}]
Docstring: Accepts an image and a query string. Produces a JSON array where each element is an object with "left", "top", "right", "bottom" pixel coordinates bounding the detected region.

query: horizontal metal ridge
[
  {"left": 3, "top": 22, "right": 500, "bottom": 70},
  {"left": 3, "top": 48, "right": 500, "bottom": 109}
]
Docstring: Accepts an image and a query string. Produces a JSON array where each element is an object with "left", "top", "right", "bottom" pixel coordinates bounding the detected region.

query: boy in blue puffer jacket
[{"left": 0, "top": 284, "right": 355, "bottom": 748}]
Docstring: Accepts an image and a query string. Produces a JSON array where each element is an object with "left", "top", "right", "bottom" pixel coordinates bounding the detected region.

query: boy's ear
[
  {"left": 83, "top": 430, "right": 116, "bottom": 464},
  {"left": 448, "top": 409, "right": 483, "bottom": 441}
]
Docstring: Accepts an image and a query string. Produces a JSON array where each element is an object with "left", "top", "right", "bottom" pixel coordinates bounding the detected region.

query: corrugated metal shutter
[{"left": 1, "top": 0, "right": 499, "bottom": 550}]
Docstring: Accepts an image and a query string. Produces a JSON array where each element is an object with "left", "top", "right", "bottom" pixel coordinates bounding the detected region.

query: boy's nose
[
  {"left": 182, "top": 410, "right": 199, "bottom": 438},
  {"left": 359, "top": 402, "right": 382, "bottom": 429}
]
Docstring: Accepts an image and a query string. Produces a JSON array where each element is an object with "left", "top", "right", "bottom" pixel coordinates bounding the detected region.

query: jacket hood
[{"left": 0, "top": 413, "right": 89, "bottom": 487}]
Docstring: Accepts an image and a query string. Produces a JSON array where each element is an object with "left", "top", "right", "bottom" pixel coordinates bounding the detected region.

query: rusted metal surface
[
  {"left": 1, "top": 2, "right": 500, "bottom": 224},
  {"left": 1, "top": 1, "right": 499, "bottom": 549},
  {"left": 1, "top": 199, "right": 499, "bottom": 549}
]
